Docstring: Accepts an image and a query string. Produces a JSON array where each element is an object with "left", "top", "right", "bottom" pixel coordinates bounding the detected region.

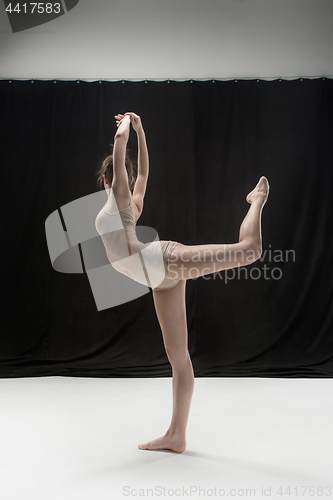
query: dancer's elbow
[{"left": 114, "top": 131, "right": 126, "bottom": 141}]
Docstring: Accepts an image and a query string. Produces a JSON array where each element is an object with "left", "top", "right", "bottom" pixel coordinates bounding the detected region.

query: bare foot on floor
[
  {"left": 138, "top": 434, "right": 186, "bottom": 453},
  {"left": 246, "top": 176, "right": 269, "bottom": 205}
]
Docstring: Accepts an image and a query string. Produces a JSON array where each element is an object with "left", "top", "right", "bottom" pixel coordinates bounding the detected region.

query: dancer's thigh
[
  {"left": 168, "top": 242, "right": 258, "bottom": 280},
  {"left": 152, "top": 279, "right": 188, "bottom": 363}
]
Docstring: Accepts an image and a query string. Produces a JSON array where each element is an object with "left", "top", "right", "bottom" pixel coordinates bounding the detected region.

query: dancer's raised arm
[
  {"left": 112, "top": 114, "right": 132, "bottom": 201},
  {"left": 125, "top": 112, "right": 149, "bottom": 215}
]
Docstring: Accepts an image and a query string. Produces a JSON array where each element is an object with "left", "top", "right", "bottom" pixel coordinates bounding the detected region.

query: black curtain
[{"left": 1, "top": 78, "right": 332, "bottom": 378}]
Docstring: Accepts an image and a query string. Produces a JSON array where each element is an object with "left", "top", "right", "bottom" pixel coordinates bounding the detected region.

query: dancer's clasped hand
[{"left": 114, "top": 112, "right": 142, "bottom": 132}]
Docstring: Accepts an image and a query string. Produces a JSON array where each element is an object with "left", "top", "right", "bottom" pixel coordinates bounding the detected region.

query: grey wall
[{"left": 0, "top": 0, "right": 332, "bottom": 80}]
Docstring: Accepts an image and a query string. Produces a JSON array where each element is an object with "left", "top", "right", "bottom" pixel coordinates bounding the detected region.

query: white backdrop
[{"left": 0, "top": 0, "right": 332, "bottom": 80}]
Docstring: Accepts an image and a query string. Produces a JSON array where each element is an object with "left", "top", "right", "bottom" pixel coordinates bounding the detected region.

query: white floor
[{"left": 0, "top": 376, "right": 332, "bottom": 500}]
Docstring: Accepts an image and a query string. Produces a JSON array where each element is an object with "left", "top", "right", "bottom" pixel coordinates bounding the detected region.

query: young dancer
[{"left": 95, "top": 112, "right": 269, "bottom": 452}]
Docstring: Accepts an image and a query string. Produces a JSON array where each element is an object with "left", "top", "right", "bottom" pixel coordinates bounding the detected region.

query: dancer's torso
[{"left": 95, "top": 192, "right": 145, "bottom": 278}]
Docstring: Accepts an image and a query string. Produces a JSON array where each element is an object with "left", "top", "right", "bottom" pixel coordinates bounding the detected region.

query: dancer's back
[{"left": 95, "top": 189, "right": 146, "bottom": 279}]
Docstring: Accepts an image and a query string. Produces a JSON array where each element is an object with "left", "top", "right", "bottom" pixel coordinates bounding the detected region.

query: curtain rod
[{"left": 2, "top": 76, "right": 332, "bottom": 83}]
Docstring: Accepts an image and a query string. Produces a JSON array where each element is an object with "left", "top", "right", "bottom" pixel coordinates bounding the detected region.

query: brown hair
[{"left": 96, "top": 143, "right": 137, "bottom": 192}]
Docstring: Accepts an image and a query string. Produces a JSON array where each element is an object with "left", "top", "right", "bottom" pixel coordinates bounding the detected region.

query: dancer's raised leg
[
  {"left": 169, "top": 177, "right": 269, "bottom": 280},
  {"left": 138, "top": 279, "right": 193, "bottom": 452}
]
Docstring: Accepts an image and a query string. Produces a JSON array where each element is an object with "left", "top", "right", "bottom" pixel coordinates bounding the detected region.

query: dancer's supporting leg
[
  {"left": 169, "top": 177, "right": 269, "bottom": 279},
  {"left": 137, "top": 177, "right": 269, "bottom": 452},
  {"left": 138, "top": 279, "right": 193, "bottom": 452}
]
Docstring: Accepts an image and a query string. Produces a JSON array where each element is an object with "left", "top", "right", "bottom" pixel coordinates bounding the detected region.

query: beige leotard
[{"left": 95, "top": 193, "right": 180, "bottom": 291}]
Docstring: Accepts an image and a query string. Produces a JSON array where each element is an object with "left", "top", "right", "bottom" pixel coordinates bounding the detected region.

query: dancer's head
[{"left": 96, "top": 144, "right": 137, "bottom": 193}]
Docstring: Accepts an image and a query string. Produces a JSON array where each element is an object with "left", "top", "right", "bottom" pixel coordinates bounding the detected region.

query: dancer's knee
[
  {"left": 241, "top": 240, "right": 262, "bottom": 265},
  {"left": 165, "top": 348, "right": 190, "bottom": 368},
  {"left": 246, "top": 242, "right": 262, "bottom": 264}
]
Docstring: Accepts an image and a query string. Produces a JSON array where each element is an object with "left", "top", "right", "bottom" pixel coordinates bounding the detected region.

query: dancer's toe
[{"left": 246, "top": 176, "right": 269, "bottom": 204}]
